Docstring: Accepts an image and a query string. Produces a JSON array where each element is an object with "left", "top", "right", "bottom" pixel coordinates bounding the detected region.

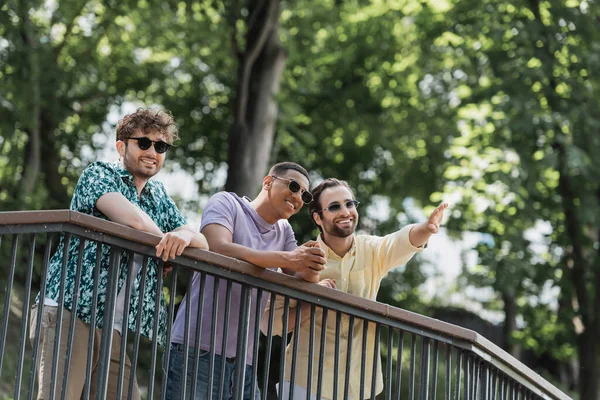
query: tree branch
[
  {"left": 230, "top": 0, "right": 242, "bottom": 59},
  {"left": 53, "top": 0, "right": 90, "bottom": 62},
  {"left": 235, "top": 0, "right": 279, "bottom": 123}
]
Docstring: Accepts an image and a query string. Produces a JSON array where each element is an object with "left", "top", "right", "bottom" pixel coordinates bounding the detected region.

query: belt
[{"left": 171, "top": 343, "right": 237, "bottom": 363}]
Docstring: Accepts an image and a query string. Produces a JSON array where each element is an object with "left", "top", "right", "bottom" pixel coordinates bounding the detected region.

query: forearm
[
  {"left": 211, "top": 241, "right": 288, "bottom": 269},
  {"left": 408, "top": 222, "right": 431, "bottom": 248},
  {"left": 133, "top": 211, "right": 165, "bottom": 236},
  {"left": 174, "top": 226, "right": 209, "bottom": 250},
  {"left": 97, "top": 192, "right": 164, "bottom": 236}
]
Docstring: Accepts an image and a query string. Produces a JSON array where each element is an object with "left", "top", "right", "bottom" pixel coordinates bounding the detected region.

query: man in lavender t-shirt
[{"left": 166, "top": 162, "right": 326, "bottom": 400}]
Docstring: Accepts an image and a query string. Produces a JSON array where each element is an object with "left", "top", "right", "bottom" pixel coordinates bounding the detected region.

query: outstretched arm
[{"left": 408, "top": 202, "right": 449, "bottom": 247}]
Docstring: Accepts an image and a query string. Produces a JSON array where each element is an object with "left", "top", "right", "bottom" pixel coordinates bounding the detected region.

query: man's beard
[
  {"left": 324, "top": 221, "right": 356, "bottom": 238},
  {"left": 122, "top": 148, "right": 159, "bottom": 179}
]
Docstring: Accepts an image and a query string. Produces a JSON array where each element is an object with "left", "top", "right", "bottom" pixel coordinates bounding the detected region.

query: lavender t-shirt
[{"left": 170, "top": 192, "right": 297, "bottom": 364}]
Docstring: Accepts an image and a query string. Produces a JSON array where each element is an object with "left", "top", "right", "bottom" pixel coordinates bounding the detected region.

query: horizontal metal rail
[{"left": 0, "top": 211, "right": 571, "bottom": 400}]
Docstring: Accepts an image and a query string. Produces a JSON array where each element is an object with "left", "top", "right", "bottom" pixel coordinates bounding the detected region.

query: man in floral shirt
[{"left": 30, "top": 108, "right": 208, "bottom": 399}]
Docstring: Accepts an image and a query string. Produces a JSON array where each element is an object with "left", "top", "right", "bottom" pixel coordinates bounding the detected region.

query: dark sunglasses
[
  {"left": 271, "top": 175, "right": 313, "bottom": 204},
  {"left": 317, "top": 200, "right": 360, "bottom": 213},
  {"left": 127, "top": 137, "right": 170, "bottom": 154}
]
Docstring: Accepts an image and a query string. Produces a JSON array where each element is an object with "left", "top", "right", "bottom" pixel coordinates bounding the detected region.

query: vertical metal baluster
[
  {"left": 147, "top": 259, "right": 164, "bottom": 399},
  {"left": 0, "top": 234, "right": 18, "bottom": 378},
  {"left": 306, "top": 303, "right": 316, "bottom": 399},
  {"left": 27, "top": 233, "right": 53, "bottom": 400},
  {"left": 191, "top": 273, "right": 207, "bottom": 398},
  {"left": 480, "top": 364, "right": 488, "bottom": 400},
  {"left": 342, "top": 315, "right": 355, "bottom": 400},
  {"left": 182, "top": 269, "right": 193, "bottom": 399},
  {"left": 249, "top": 288, "right": 263, "bottom": 399},
  {"left": 369, "top": 323, "right": 381, "bottom": 400},
  {"left": 127, "top": 256, "right": 148, "bottom": 400},
  {"left": 359, "top": 320, "right": 368, "bottom": 400},
  {"left": 444, "top": 344, "right": 451, "bottom": 400},
  {"left": 217, "top": 280, "right": 233, "bottom": 400},
  {"left": 16, "top": 234, "right": 36, "bottom": 400},
  {"left": 161, "top": 265, "right": 180, "bottom": 400},
  {"left": 96, "top": 246, "right": 121, "bottom": 399},
  {"left": 333, "top": 311, "right": 342, "bottom": 400},
  {"left": 473, "top": 359, "right": 480, "bottom": 400},
  {"left": 395, "top": 330, "right": 405, "bottom": 399},
  {"left": 315, "top": 307, "right": 328, "bottom": 400},
  {"left": 83, "top": 242, "right": 104, "bottom": 400},
  {"left": 408, "top": 333, "right": 416, "bottom": 400},
  {"left": 233, "top": 285, "right": 252, "bottom": 400},
  {"left": 430, "top": 341, "right": 439, "bottom": 400},
  {"left": 207, "top": 277, "right": 220, "bottom": 400},
  {"left": 419, "top": 337, "right": 431, "bottom": 400},
  {"left": 261, "top": 292, "right": 276, "bottom": 400},
  {"left": 454, "top": 349, "right": 462, "bottom": 400},
  {"left": 61, "top": 238, "right": 86, "bottom": 400},
  {"left": 288, "top": 299, "right": 302, "bottom": 400},
  {"left": 278, "top": 297, "right": 291, "bottom": 400},
  {"left": 50, "top": 233, "right": 71, "bottom": 400},
  {"left": 385, "top": 326, "right": 393, "bottom": 400},
  {"left": 463, "top": 353, "right": 470, "bottom": 400},
  {"left": 490, "top": 368, "right": 497, "bottom": 400},
  {"left": 115, "top": 251, "right": 135, "bottom": 400}
]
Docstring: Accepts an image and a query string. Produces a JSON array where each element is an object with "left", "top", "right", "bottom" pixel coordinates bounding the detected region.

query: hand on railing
[{"left": 285, "top": 241, "right": 326, "bottom": 282}]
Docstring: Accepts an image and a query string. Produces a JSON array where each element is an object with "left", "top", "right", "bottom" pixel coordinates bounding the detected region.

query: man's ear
[
  {"left": 262, "top": 175, "right": 273, "bottom": 190},
  {"left": 116, "top": 140, "right": 126, "bottom": 158},
  {"left": 313, "top": 212, "right": 323, "bottom": 228}
]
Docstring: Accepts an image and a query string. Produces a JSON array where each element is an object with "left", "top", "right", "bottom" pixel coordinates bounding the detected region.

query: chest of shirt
[
  {"left": 230, "top": 220, "right": 287, "bottom": 252},
  {"left": 320, "top": 251, "right": 379, "bottom": 299}
]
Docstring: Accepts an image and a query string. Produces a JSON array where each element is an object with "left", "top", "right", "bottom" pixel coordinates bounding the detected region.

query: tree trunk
[
  {"left": 225, "top": 0, "right": 286, "bottom": 197},
  {"left": 502, "top": 291, "right": 519, "bottom": 358},
  {"left": 578, "top": 329, "right": 599, "bottom": 399},
  {"left": 18, "top": 2, "right": 41, "bottom": 202}
]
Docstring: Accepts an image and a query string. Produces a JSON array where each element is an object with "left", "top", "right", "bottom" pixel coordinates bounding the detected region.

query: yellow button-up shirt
[{"left": 266, "top": 224, "right": 423, "bottom": 399}]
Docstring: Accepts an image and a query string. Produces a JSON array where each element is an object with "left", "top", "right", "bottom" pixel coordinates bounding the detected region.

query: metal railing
[{"left": 0, "top": 210, "right": 571, "bottom": 400}]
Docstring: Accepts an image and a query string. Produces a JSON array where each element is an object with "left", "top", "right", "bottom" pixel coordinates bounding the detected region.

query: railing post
[
  {"left": 15, "top": 234, "right": 36, "bottom": 400},
  {"left": 95, "top": 245, "right": 121, "bottom": 399},
  {"left": 233, "top": 284, "right": 251, "bottom": 399}
]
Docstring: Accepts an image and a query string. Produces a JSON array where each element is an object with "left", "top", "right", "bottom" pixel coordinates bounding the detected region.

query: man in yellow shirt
[{"left": 265, "top": 178, "right": 448, "bottom": 399}]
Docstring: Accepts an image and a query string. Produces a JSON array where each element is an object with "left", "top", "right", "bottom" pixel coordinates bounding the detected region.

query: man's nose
[{"left": 291, "top": 190, "right": 303, "bottom": 202}]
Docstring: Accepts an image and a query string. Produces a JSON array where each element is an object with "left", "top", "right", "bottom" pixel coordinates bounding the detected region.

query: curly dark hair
[{"left": 116, "top": 108, "right": 179, "bottom": 144}]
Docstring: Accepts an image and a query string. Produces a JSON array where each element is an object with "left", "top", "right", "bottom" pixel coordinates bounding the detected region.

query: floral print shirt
[{"left": 41, "top": 162, "right": 187, "bottom": 347}]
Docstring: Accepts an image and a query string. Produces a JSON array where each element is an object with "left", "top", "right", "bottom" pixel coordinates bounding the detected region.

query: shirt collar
[
  {"left": 117, "top": 163, "right": 156, "bottom": 196},
  {"left": 316, "top": 233, "right": 357, "bottom": 260}
]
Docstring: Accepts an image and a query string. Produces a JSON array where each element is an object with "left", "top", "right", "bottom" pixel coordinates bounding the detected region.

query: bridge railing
[{"left": 0, "top": 210, "right": 571, "bottom": 399}]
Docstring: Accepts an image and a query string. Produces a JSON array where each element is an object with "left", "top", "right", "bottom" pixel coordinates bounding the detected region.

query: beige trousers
[{"left": 29, "top": 305, "right": 141, "bottom": 400}]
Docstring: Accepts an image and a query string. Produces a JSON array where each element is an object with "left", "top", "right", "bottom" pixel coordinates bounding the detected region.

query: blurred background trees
[{"left": 2, "top": 0, "right": 599, "bottom": 398}]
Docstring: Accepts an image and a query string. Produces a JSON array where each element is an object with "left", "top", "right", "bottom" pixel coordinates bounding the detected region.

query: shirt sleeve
[
  {"left": 158, "top": 186, "right": 188, "bottom": 233},
  {"left": 282, "top": 221, "right": 298, "bottom": 252},
  {"left": 199, "top": 192, "right": 237, "bottom": 234},
  {"left": 372, "top": 224, "right": 425, "bottom": 275},
  {"left": 70, "top": 162, "right": 122, "bottom": 215}
]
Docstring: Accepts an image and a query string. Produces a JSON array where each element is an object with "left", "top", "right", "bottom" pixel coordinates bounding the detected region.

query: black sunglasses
[
  {"left": 127, "top": 137, "right": 170, "bottom": 154},
  {"left": 271, "top": 176, "right": 313, "bottom": 204},
  {"left": 316, "top": 200, "right": 360, "bottom": 213}
]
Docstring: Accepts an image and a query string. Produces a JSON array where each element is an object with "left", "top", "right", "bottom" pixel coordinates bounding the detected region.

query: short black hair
[
  {"left": 269, "top": 162, "right": 309, "bottom": 181},
  {"left": 308, "top": 178, "right": 355, "bottom": 231}
]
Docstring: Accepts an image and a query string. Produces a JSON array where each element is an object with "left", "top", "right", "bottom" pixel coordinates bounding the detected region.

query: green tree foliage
[{"left": 1, "top": 0, "right": 596, "bottom": 397}]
